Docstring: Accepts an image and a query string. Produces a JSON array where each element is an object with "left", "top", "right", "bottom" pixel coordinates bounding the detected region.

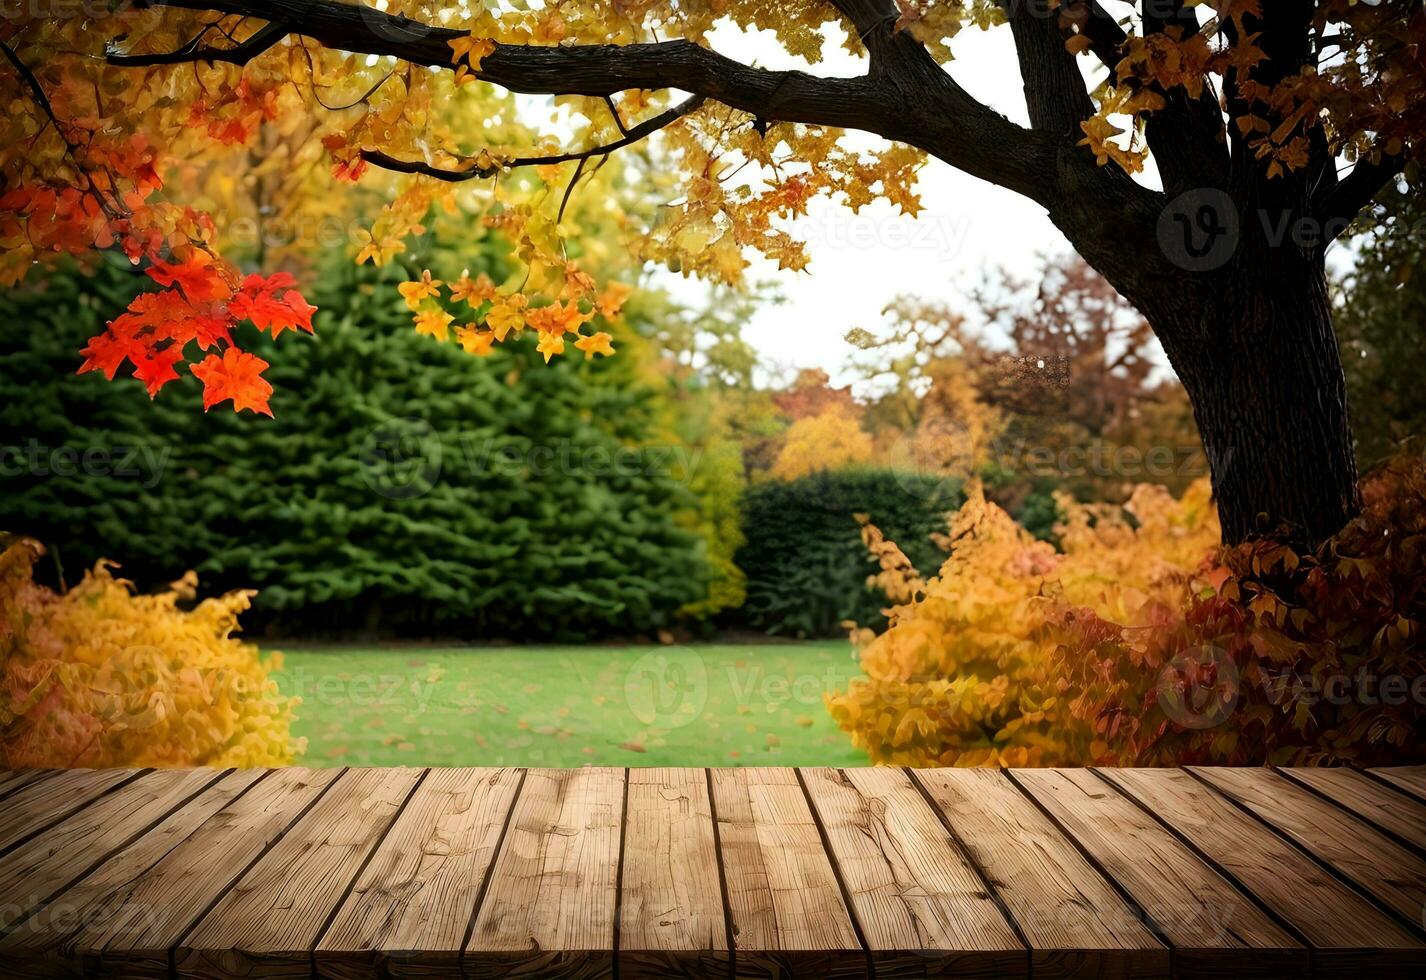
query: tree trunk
[{"left": 1153, "top": 260, "right": 1359, "bottom": 548}]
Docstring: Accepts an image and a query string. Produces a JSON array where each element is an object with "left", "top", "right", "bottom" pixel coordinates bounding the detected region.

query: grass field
[{"left": 271, "top": 641, "right": 868, "bottom": 767}]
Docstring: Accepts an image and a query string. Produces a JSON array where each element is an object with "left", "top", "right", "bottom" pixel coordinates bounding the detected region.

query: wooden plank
[
  {"left": 802, "top": 767, "right": 1025, "bottom": 978},
  {"left": 1191, "top": 766, "right": 1426, "bottom": 926},
  {"left": 0, "top": 769, "right": 140, "bottom": 855},
  {"left": 175, "top": 767, "right": 423, "bottom": 980},
  {"left": 0, "top": 769, "right": 49, "bottom": 801},
  {"left": 465, "top": 767, "right": 623, "bottom": 979},
  {"left": 1012, "top": 768, "right": 1304, "bottom": 980},
  {"left": 83, "top": 766, "right": 341, "bottom": 979},
  {"left": 0, "top": 769, "right": 265, "bottom": 979},
  {"left": 1279, "top": 767, "right": 1426, "bottom": 851},
  {"left": 912, "top": 768, "right": 1168, "bottom": 979},
  {"left": 1368, "top": 766, "right": 1426, "bottom": 803},
  {"left": 617, "top": 769, "right": 729, "bottom": 980},
  {"left": 709, "top": 767, "right": 863, "bottom": 980},
  {"left": 315, "top": 768, "right": 521, "bottom": 979},
  {"left": 0, "top": 768, "right": 224, "bottom": 933},
  {"left": 1105, "top": 768, "right": 1425, "bottom": 978}
]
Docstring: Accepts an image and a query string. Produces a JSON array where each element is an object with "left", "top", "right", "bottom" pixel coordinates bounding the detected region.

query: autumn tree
[{"left": 4, "top": 0, "right": 1422, "bottom": 546}]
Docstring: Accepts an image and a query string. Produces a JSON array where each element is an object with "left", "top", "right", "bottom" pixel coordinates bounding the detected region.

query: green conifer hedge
[
  {"left": 1, "top": 257, "right": 709, "bottom": 640},
  {"left": 734, "top": 469, "right": 962, "bottom": 638}
]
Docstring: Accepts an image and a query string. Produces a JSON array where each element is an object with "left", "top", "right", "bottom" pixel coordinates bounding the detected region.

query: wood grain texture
[
  {"left": 802, "top": 767, "right": 1026, "bottom": 978},
  {"left": 87, "top": 766, "right": 342, "bottom": 980},
  {"left": 1104, "top": 767, "right": 1426, "bottom": 978},
  {"left": 1279, "top": 767, "right": 1426, "bottom": 851},
  {"left": 1191, "top": 766, "right": 1426, "bottom": 926},
  {"left": 0, "top": 770, "right": 50, "bottom": 802},
  {"left": 0, "top": 769, "right": 265, "bottom": 980},
  {"left": 6, "top": 765, "right": 1425, "bottom": 980},
  {"left": 0, "top": 769, "right": 140, "bottom": 855},
  {"left": 709, "top": 767, "right": 864, "bottom": 980},
  {"left": 175, "top": 766, "right": 423, "bottom": 980},
  {"left": 315, "top": 767, "right": 521, "bottom": 979},
  {"left": 912, "top": 767, "right": 1169, "bottom": 979},
  {"left": 617, "top": 768, "right": 729, "bottom": 980},
  {"left": 0, "top": 768, "right": 225, "bottom": 933},
  {"left": 465, "top": 767, "right": 624, "bottom": 980},
  {"left": 1370, "top": 766, "right": 1426, "bottom": 802},
  {"left": 1012, "top": 768, "right": 1303, "bottom": 980}
]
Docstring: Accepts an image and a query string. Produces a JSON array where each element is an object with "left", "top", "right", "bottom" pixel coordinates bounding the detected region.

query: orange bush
[
  {"left": 829, "top": 456, "right": 1426, "bottom": 767},
  {"left": 827, "top": 480, "right": 1218, "bottom": 766},
  {"left": 0, "top": 537, "right": 301, "bottom": 767}
]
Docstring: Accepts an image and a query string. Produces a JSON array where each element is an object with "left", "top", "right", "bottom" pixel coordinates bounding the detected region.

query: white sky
[{"left": 650, "top": 20, "right": 1098, "bottom": 386}]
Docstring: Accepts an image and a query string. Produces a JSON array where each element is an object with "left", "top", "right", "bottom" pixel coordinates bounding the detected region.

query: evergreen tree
[{"left": 1, "top": 256, "right": 708, "bottom": 640}]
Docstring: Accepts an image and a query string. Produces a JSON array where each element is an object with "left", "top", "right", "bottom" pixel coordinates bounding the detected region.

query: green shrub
[
  {"left": 734, "top": 469, "right": 962, "bottom": 637},
  {"left": 1, "top": 257, "right": 708, "bottom": 640}
]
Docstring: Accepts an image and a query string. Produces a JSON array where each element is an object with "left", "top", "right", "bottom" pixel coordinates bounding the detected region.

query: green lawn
[{"left": 271, "top": 641, "right": 868, "bottom": 767}]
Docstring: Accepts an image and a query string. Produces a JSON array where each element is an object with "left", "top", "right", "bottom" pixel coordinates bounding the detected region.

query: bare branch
[
  {"left": 360, "top": 95, "right": 706, "bottom": 182},
  {"left": 108, "top": 20, "right": 288, "bottom": 66}
]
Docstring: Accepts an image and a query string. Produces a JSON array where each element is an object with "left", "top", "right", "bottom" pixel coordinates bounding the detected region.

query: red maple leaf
[
  {"left": 148, "top": 251, "right": 231, "bottom": 304},
  {"left": 229, "top": 273, "right": 317, "bottom": 337},
  {"left": 190, "top": 348, "right": 273, "bottom": 416},
  {"left": 77, "top": 331, "right": 137, "bottom": 380},
  {"left": 131, "top": 345, "right": 184, "bottom": 397}
]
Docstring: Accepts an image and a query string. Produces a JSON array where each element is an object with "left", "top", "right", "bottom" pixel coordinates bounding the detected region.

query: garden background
[{"left": 3, "top": 139, "right": 1424, "bottom": 771}]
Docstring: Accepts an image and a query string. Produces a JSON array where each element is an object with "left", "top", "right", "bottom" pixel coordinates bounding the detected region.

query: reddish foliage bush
[{"left": 1057, "top": 454, "right": 1426, "bottom": 765}]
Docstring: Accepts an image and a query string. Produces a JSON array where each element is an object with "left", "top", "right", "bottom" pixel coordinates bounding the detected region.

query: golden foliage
[
  {"left": 0, "top": 538, "right": 301, "bottom": 768},
  {"left": 769, "top": 408, "right": 877, "bottom": 481},
  {"left": 831, "top": 454, "right": 1426, "bottom": 767},
  {"left": 826, "top": 479, "right": 1219, "bottom": 766}
]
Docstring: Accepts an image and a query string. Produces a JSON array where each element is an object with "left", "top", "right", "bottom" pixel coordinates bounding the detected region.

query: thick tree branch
[
  {"left": 119, "top": 0, "right": 1064, "bottom": 203},
  {"left": 1073, "top": 0, "right": 1130, "bottom": 72},
  {"left": 1001, "top": 0, "right": 1095, "bottom": 136},
  {"left": 1315, "top": 152, "right": 1405, "bottom": 240},
  {"left": 361, "top": 95, "right": 706, "bottom": 181},
  {"left": 1137, "top": 1, "right": 1229, "bottom": 193},
  {"left": 127, "top": 0, "right": 885, "bottom": 130}
]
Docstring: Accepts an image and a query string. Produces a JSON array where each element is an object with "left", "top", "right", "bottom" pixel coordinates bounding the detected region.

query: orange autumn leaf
[
  {"left": 573, "top": 331, "right": 614, "bottom": 358},
  {"left": 525, "top": 299, "right": 590, "bottom": 337},
  {"left": 190, "top": 348, "right": 274, "bottom": 416},
  {"left": 229, "top": 273, "right": 317, "bottom": 337},
  {"left": 147, "top": 251, "right": 231, "bottom": 304},
  {"left": 398, "top": 270, "right": 443, "bottom": 310}
]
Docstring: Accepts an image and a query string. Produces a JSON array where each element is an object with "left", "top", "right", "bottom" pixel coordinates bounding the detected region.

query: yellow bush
[
  {"left": 770, "top": 408, "right": 876, "bottom": 480},
  {"left": 827, "top": 480, "right": 1218, "bottom": 766},
  {"left": 0, "top": 537, "right": 302, "bottom": 768}
]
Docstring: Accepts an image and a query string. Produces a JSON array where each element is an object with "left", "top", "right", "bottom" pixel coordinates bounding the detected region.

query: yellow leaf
[{"left": 573, "top": 331, "right": 614, "bottom": 359}]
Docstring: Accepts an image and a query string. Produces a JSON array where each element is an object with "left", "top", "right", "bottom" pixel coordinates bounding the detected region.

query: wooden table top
[{"left": 0, "top": 765, "right": 1423, "bottom": 978}]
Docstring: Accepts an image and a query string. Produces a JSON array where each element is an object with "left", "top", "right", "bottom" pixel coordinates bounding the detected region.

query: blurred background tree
[{"left": 1336, "top": 181, "right": 1426, "bottom": 469}]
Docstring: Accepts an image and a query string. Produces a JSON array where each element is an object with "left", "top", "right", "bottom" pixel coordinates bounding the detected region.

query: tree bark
[{"left": 1149, "top": 258, "right": 1359, "bottom": 548}]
